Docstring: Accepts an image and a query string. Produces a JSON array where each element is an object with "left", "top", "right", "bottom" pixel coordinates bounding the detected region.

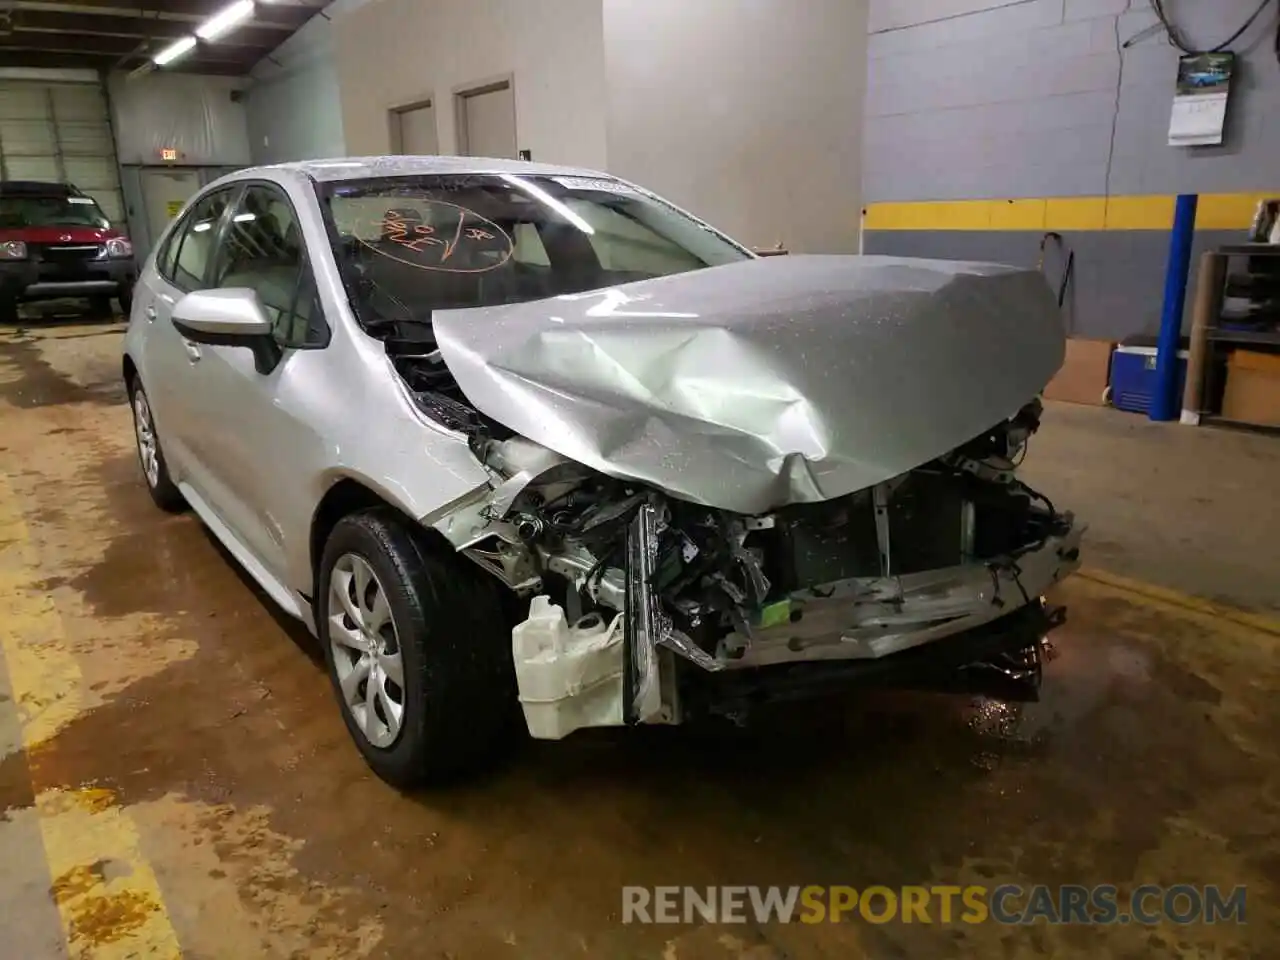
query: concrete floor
[{"left": 1, "top": 319, "right": 1278, "bottom": 959}]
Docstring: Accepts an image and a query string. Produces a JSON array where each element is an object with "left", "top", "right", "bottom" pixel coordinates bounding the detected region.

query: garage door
[{"left": 0, "top": 80, "right": 124, "bottom": 224}]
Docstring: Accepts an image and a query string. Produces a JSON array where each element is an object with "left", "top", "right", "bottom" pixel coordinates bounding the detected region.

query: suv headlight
[
  {"left": 105, "top": 237, "right": 133, "bottom": 259},
  {"left": 0, "top": 240, "right": 27, "bottom": 260}
]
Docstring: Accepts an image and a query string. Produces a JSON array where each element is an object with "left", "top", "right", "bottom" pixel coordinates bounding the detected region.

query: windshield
[
  {"left": 318, "top": 173, "right": 751, "bottom": 326},
  {"left": 0, "top": 195, "right": 110, "bottom": 229}
]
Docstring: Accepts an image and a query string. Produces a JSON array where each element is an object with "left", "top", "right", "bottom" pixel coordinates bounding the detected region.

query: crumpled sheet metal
[{"left": 433, "top": 255, "right": 1065, "bottom": 515}]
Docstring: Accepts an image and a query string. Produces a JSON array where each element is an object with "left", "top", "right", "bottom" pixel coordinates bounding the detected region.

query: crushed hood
[{"left": 432, "top": 254, "right": 1065, "bottom": 514}]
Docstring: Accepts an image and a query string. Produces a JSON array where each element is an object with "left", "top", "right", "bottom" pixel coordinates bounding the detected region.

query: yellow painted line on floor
[
  {"left": 1079, "top": 566, "right": 1280, "bottom": 638},
  {"left": 0, "top": 471, "right": 182, "bottom": 959},
  {"left": 862, "top": 191, "right": 1277, "bottom": 232}
]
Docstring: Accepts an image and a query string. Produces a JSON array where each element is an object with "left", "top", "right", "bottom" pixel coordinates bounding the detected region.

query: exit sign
[{"left": 160, "top": 147, "right": 178, "bottom": 162}]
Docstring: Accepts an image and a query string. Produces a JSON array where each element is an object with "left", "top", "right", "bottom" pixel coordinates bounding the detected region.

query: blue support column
[{"left": 1150, "top": 193, "right": 1198, "bottom": 421}]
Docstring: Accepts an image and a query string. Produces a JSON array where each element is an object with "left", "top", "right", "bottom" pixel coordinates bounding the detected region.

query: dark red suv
[{"left": 0, "top": 181, "right": 136, "bottom": 323}]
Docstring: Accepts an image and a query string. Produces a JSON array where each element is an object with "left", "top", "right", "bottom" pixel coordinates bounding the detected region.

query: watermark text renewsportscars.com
[{"left": 621, "top": 885, "right": 1247, "bottom": 926}]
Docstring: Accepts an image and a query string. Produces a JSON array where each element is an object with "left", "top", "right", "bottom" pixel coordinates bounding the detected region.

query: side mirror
[{"left": 171, "top": 288, "right": 281, "bottom": 374}]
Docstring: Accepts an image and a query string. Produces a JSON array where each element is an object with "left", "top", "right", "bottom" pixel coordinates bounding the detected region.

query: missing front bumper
[
  {"left": 679, "top": 599, "right": 1065, "bottom": 719},
  {"left": 715, "top": 519, "right": 1083, "bottom": 670},
  {"left": 531, "top": 502, "right": 1082, "bottom": 737}
]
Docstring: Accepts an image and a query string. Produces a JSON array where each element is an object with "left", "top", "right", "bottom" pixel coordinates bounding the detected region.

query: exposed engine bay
[{"left": 387, "top": 337, "right": 1083, "bottom": 738}]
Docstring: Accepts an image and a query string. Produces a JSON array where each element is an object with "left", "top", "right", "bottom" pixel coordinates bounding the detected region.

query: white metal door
[
  {"left": 0, "top": 80, "right": 124, "bottom": 224},
  {"left": 393, "top": 102, "right": 438, "bottom": 155},
  {"left": 458, "top": 83, "right": 516, "bottom": 158},
  {"left": 140, "top": 168, "right": 201, "bottom": 253}
]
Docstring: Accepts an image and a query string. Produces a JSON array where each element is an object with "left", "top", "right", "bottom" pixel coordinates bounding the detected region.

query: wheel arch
[
  {"left": 123, "top": 352, "right": 138, "bottom": 388},
  {"left": 308, "top": 474, "right": 456, "bottom": 598}
]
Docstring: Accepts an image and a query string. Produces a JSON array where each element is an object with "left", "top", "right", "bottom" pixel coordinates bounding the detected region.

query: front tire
[
  {"left": 318, "top": 509, "right": 517, "bottom": 787},
  {"left": 117, "top": 285, "right": 133, "bottom": 316},
  {"left": 129, "top": 376, "right": 185, "bottom": 512},
  {"left": 0, "top": 296, "right": 17, "bottom": 325}
]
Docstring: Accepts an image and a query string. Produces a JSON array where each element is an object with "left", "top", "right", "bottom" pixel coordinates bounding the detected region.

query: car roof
[{"left": 236, "top": 155, "right": 614, "bottom": 184}]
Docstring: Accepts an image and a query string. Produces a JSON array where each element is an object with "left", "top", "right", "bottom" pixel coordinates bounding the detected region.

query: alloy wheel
[
  {"left": 133, "top": 390, "right": 160, "bottom": 489},
  {"left": 328, "top": 553, "right": 406, "bottom": 748}
]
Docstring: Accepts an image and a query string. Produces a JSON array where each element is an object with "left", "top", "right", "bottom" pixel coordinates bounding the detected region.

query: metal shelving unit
[
  {"left": 1205, "top": 329, "right": 1280, "bottom": 346},
  {"left": 1182, "top": 244, "right": 1280, "bottom": 430}
]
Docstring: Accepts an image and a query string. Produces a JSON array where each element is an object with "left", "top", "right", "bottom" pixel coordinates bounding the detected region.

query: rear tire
[
  {"left": 318, "top": 508, "right": 518, "bottom": 788},
  {"left": 128, "top": 376, "right": 186, "bottom": 512}
]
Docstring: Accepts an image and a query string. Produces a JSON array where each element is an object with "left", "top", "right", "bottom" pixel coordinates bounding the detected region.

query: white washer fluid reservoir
[{"left": 511, "top": 596, "right": 625, "bottom": 739}]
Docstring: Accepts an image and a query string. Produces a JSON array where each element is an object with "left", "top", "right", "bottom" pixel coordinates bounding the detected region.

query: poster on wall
[{"left": 1168, "top": 52, "right": 1234, "bottom": 147}]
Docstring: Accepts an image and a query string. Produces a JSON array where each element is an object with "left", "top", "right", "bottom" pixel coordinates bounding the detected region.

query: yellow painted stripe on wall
[
  {"left": 863, "top": 192, "right": 1276, "bottom": 231},
  {"left": 1044, "top": 197, "right": 1108, "bottom": 231},
  {"left": 1195, "top": 192, "right": 1266, "bottom": 230},
  {"left": 990, "top": 198, "right": 1047, "bottom": 231},
  {"left": 1103, "top": 194, "right": 1176, "bottom": 230}
]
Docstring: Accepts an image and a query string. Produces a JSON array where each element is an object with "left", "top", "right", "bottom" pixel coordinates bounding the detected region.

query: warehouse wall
[
  {"left": 602, "top": 0, "right": 868, "bottom": 253},
  {"left": 245, "top": 24, "right": 344, "bottom": 164},
  {"left": 107, "top": 72, "right": 252, "bottom": 256},
  {"left": 332, "top": 0, "right": 608, "bottom": 168},
  {"left": 107, "top": 72, "right": 251, "bottom": 167},
  {"left": 245, "top": 0, "right": 370, "bottom": 164},
  {"left": 862, "top": 0, "right": 1280, "bottom": 339}
]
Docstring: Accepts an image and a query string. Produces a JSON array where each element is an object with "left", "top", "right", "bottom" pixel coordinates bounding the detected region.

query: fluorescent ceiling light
[
  {"left": 499, "top": 174, "right": 595, "bottom": 235},
  {"left": 153, "top": 36, "right": 196, "bottom": 65},
  {"left": 197, "top": 0, "right": 255, "bottom": 41}
]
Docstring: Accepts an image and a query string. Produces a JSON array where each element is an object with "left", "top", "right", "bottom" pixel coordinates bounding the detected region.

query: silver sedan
[{"left": 123, "top": 156, "right": 1081, "bottom": 787}]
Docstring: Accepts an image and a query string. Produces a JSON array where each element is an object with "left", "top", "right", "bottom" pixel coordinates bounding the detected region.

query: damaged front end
[
  {"left": 376, "top": 253, "right": 1084, "bottom": 737},
  {"left": 429, "top": 395, "right": 1081, "bottom": 739}
]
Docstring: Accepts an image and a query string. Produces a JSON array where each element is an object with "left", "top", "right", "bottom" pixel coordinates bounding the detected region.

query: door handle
[
  {"left": 184, "top": 341, "right": 202, "bottom": 362},
  {"left": 145, "top": 305, "right": 157, "bottom": 322}
]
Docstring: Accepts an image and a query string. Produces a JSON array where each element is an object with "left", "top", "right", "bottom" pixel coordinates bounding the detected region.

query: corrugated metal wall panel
[{"left": 0, "top": 80, "right": 124, "bottom": 223}]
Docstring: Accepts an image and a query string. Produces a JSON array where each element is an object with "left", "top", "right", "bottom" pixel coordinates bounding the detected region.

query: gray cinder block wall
[{"left": 862, "top": 0, "right": 1280, "bottom": 340}]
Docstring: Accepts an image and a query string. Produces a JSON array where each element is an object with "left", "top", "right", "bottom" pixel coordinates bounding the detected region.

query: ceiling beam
[
  {"left": 0, "top": 47, "right": 249, "bottom": 69},
  {"left": 0, "top": 49, "right": 249, "bottom": 74},
  {"left": 0, "top": 1, "right": 326, "bottom": 75},
  {"left": 0, "top": 34, "right": 264, "bottom": 64},
  {"left": 2, "top": 10, "right": 289, "bottom": 47},
  {"left": 9, "top": 1, "right": 319, "bottom": 30},
  {"left": 0, "top": 33, "right": 161, "bottom": 54}
]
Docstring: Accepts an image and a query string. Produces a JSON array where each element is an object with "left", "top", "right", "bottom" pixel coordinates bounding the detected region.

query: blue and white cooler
[{"left": 1109, "top": 335, "right": 1190, "bottom": 415}]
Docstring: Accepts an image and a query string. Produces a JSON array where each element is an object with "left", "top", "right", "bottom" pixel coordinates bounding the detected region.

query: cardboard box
[
  {"left": 1042, "top": 338, "right": 1115, "bottom": 406},
  {"left": 1221, "top": 349, "right": 1280, "bottom": 426}
]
